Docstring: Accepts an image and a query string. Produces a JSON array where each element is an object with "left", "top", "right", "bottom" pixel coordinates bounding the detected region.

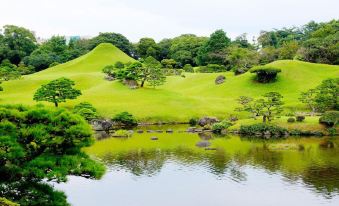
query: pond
[{"left": 55, "top": 126, "right": 339, "bottom": 206}]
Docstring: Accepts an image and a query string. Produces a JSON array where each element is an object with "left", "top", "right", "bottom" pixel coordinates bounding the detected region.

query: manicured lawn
[{"left": 1, "top": 43, "right": 338, "bottom": 122}]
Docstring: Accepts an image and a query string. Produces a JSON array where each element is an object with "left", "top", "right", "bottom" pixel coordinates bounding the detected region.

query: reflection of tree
[
  {"left": 0, "top": 180, "right": 68, "bottom": 206},
  {"left": 248, "top": 143, "right": 283, "bottom": 172},
  {"left": 302, "top": 167, "right": 339, "bottom": 198},
  {"left": 103, "top": 149, "right": 166, "bottom": 176}
]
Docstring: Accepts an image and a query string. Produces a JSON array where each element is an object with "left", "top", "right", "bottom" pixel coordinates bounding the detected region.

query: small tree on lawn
[
  {"left": 33, "top": 77, "right": 81, "bottom": 107},
  {"left": 236, "top": 92, "right": 284, "bottom": 122},
  {"left": 259, "top": 92, "right": 284, "bottom": 122},
  {"left": 138, "top": 56, "right": 166, "bottom": 88},
  {"left": 299, "top": 89, "right": 318, "bottom": 115}
]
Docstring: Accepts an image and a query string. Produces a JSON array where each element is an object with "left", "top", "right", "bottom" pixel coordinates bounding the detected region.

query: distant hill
[{"left": 1, "top": 43, "right": 338, "bottom": 121}]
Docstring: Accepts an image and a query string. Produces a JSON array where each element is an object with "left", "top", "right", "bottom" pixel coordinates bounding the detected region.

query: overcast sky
[{"left": 0, "top": 0, "right": 338, "bottom": 42}]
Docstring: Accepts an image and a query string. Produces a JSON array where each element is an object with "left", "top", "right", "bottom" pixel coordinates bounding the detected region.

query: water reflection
[{"left": 56, "top": 128, "right": 339, "bottom": 206}]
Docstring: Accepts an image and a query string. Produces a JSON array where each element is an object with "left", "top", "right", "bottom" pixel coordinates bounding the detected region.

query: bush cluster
[
  {"left": 319, "top": 111, "right": 339, "bottom": 127},
  {"left": 249, "top": 66, "right": 281, "bottom": 83},
  {"left": 73, "top": 102, "right": 98, "bottom": 121},
  {"left": 287, "top": 117, "right": 296, "bottom": 123},
  {"left": 196, "top": 64, "right": 227, "bottom": 73},
  {"left": 211, "top": 120, "right": 232, "bottom": 134},
  {"left": 296, "top": 115, "right": 305, "bottom": 122},
  {"left": 112, "top": 112, "right": 138, "bottom": 127},
  {"left": 239, "top": 123, "right": 287, "bottom": 136}
]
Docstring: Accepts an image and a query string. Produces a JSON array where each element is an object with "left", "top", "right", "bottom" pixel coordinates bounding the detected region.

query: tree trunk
[
  {"left": 263, "top": 115, "right": 266, "bottom": 123},
  {"left": 141, "top": 80, "right": 145, "bottom": 87},
  {"left": 54, "top": 101, "right": 58, "bottom": 107}
]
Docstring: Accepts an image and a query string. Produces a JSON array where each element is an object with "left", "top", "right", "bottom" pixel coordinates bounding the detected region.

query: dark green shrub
[
  {"left": 114, "top": 61, "right": 125, "bottom": 69},
  {"left": 73, "top": 102, "right": 98, "bottom": 121},
  {"left": 239, "top": 123, "right": 287, "bottom": 136},
  {"left": 189, "top": 117, "right": 198, "bottom": 126},
  {"left": 211, "top": 120, "right": 232, "bottom": 134},
  {"left": 183, "top": 64, "right": 194, "bottom": 72},
  {"left": 112, "top": 112, "right": 138, "bottom": 127},
  {"left": 249, "top": 66, "right": 281, "bottom": 83},
  {"left": 102, "top": 65, "right": 115, "bottom": 77},
  {"left": 287, "top": 117, "right": 296, "bottom": 123},
  {"left": 163, "top": 69, "right": 184, "bottom": 76},
  {"left": 296, "top": 115, "right": 305, "bottom": 122},
  {"left": 327, "top": 128, "right": 337, "bottom": 136},
  {"left": 197, "top": 64, "right": 227, "bottom": 73},
  {"left": 319, "top": 111, "right": 339, "bottom": 127}
]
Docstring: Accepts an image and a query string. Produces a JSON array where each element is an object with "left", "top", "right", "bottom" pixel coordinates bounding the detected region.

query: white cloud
[{"left": 0, "top": 0, "right": 338, "bottom": 42}]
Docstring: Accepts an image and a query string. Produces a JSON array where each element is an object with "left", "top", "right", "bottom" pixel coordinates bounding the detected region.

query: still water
[{"left": 55, "top": 126, "right": 339, "bottom": 206}]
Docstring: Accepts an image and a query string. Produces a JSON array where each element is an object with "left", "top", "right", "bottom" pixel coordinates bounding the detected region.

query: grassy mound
[{"left": 1, "top": 43, "right": 338, "bottom": 121}]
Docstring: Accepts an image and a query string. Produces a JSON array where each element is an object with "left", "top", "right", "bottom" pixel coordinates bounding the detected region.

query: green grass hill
[{"left": 1, "top": 43, "right": 338, "bottom": 122}]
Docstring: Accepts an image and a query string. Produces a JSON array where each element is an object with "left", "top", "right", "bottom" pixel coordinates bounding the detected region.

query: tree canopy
[{"left": 33, "top": 77, "right": 82, "bottom": 107}]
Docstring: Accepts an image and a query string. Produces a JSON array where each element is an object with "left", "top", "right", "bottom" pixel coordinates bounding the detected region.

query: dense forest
[{"left": 0, "top": 19, "right": 338, "bottom": 78}]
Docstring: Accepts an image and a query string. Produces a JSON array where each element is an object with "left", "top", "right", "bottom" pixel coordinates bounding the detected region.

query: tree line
[{"left": 0, "top": 19, "right": 337, "bottom": 77}]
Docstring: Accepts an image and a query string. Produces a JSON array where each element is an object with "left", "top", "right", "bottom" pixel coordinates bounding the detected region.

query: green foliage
[
  {"left": 0, "top": 60, "right": 21, "bottom": 81},
  {"left": 189, "top": 117, "right": 199, "bottom": 126},
  {"left": 114, "top": 61, "right": 125, "bottom": 69},
  {"left": 327, "top": 128, "right": 337, "bottom": 136},
  {"left": 319, "top": 111, "right": 339, "bottom": 127},
  {"left": 287, "top": 117, "right": 296, "bottom": 123},
  {"left": 161, "top": 59, "right": 177, "bottom": 69},
  {"left": 0, "top": 25, "right": 37, "bottom": 65},
  {"left": 239, "top": 123, "right": 287, "bottom": 136},
  {"left": 163, "top": 69, "right": 184, "bottom": 76},
  {"left": 296, "top": 116, "right": 305, "bottom": 122},
  {"left": 73, "top": 102, "right": 98, "bottom": 121},
  {"left": 196, "top": 64, "right": 227, "bottom": 73},
  {"left": 0, "top": 105, "right": 105, "bottom": 203},
  {"left": 315, "top": 78, "right": 339, "bottom": 111},
  {"left": 211, "top": 120, "right": 232, "bottom": 134},
  {"left": 249, "top": 66, "right": 282, "bottom": 83},
  {"left": 258, "top": 46, "right": 280, "bottom": 64},
  {"left": 299, "top": 89, "right": 318, "bottom": 114},
  {"left": 136, "top": 38, "right": 159, "bottom": 59},
  {"left": 197, "top": 29, "right": 231, "bottom": 65},
  {"left": 279, "top": 41, "right": 299, "bottom": 59},
  {"left": 102, "top": 65, "right": 115, "bottom": 78},
  {"left": 225, "top": 46, "right": 258, "bottom": 73},
  {"left": 236, "top": 92, "right": 284, "bottom": 122},
  {"left": 33, "top": 77, "right": 81, "bottom": 107},
  {"left": 139, "top": 56, "right": 166, "bottom": 87},
  {"left": 89, "top": 32, "right": 133, "bottom": 56},
  {"left": 112, "top": 112, "right": 137, "bottom": 127},
  {"left": 169, "top": 34, "right": 207, "bottom": 66},
  {"left": 183, "top": 64, "right": 194, "bottom": 72}
]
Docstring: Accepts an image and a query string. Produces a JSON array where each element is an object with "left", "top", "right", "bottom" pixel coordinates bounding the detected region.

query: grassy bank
[{"left": 1, "top": 43, "right": 338, "bottom": 123}]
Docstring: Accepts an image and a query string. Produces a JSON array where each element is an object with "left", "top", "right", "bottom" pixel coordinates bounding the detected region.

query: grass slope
[{"left": 1, "top": 43, "right": 338, "bottom": 121}]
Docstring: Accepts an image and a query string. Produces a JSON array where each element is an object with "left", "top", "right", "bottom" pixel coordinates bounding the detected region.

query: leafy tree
[
  {"left": 233, "top": 33, "right": 253, "bottom": 49},
  {"left": 0, "top": 60, "right": 21, "bottom": 81},
  {"left": 258, "top": 46, "right": 279, "bottom": 64},
  {"left": 249, "top": 66, "right": 281, "bottom": 83},
  {"left": 169, "top": 34, "right": 207, "bottom": 66},
  {"left": 138, "top": 56, "right": 165, "bottom": 87},
  {"left": 0, "top": 25, "right": 37, "bottom": 64},
  {"left": 161, "top": 59, "right": 177, "bottom": 69},
  {"left": 183, "top": 64, "right": 194, "bottom": 72},
  {"left": 319, "top": 111, "right": 339, "bottom": 127},
  {"left": 114, "top": 61, "right": 125, "bottom": 69},
  {"left": 299, "top": 89, "right": 318, "bottom": 115},
  {"left": 112, "top": 111, "right": 138, "bottom": 127},
  {"left": 24, "top": 36, "right": 70, "bottom": 71},
  {"left": 102, "top": 65, "right": 115, "bottom": 78},
  {"left": 89, "top": 32, "right": 133, "bottom": 55},
  {"left": 258, "top": 31, "right": 279, "bottom": 48},
  {"left": 157, "top": 38, "right": 172, "bottom": 60},
  {"left": 236, "top": 92, "right": 284, "bottom": 122},
  {"left": 315, "top": 78, "right": 339, "bottom": 111},
  {"left": 279, "top": 41, "right": 299, "bottom": 59},
  {"left": 225, "top": 46, "right": 258, "bottom": 73},
  {"left": 73, "top": 102, "right": 98, "bottom": 121},
  {"left": 0, "top": 105, "right": 105, "bottom": 205},
  {"left": 136, "top": 38, "right": 159, "bottom": 59},
  {"left": 33, "top": 78, "right": 81, "bottom": 107},
  {"left": 197, "top": 29, "right": 231, "bottom": 65}
]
